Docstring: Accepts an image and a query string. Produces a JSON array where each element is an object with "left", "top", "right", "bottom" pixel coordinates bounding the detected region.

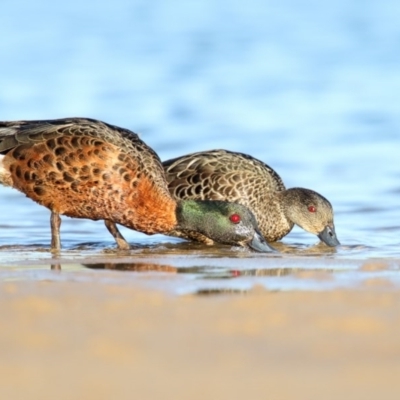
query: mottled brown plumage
[
  {"left": 163, "top": 150, "right": 340, "bottom": 247},
  {"left": 0, "top": 119, "right": 274, "bottom": 252}
]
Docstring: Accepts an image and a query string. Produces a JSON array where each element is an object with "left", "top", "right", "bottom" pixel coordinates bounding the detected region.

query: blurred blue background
[{"left": 0, "top": 0, "right": 399, "bottom": 256}]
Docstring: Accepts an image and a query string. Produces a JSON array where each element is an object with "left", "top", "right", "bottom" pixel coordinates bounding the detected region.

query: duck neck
[
  {"left": 276, "top": 190, "right": 296, "bottom": 230},
  {"left": 115, "top": 180, "right": 178, "bottom": 234},
  {"left": 176, "top": 199, "right": 236, "bottom": 243},
  {"left": 175, "top": 200, "right": 211, "bottom": 232}
]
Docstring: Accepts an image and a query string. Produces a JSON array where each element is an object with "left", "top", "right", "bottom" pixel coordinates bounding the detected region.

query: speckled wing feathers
[
  {"left": 0, "top": 117, "right": 168, "bottom": 194},
  {"left": 163, "top": 149, "right": 286, "bottom": 203}
]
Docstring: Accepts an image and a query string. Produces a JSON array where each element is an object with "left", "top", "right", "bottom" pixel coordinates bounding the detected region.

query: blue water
[{"left": 1, "top": 0, "right": 399, "bottom": 292}]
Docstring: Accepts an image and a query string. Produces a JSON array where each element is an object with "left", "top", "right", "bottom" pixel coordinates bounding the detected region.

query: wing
[
  {"left": 163, "top": 149, "right": 285, "bottom": 205},
  {"left": 0, "top": 117, "right": 167, "bottom": 191}
]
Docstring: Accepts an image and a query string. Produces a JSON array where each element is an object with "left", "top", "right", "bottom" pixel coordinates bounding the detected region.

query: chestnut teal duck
[
  {"left": 0, "top": 119, "right": 274, "bottom": 253},
  {"left": 163, "top": 149, "right": 340, "bottom": 247}
]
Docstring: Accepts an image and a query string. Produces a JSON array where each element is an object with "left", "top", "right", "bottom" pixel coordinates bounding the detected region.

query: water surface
[{"left": 1, "top": 0, "right": 399, "bottom": 293}]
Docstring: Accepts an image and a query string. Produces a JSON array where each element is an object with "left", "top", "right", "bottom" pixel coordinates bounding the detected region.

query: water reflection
[
  {"left": 85, "top": 262, "right": 178, "bottom": 273},
  {"left": 1, "top": 256, "right": 399, "bottom": 295},
  {"left": 82, "top": 261, "right": 335, "bottom": 280},
  {"left": 195, "top": 288, "right": 249, "bottom": 295},
  {"left": 81, "top": 261, "right": 342, "bottom": 296}
]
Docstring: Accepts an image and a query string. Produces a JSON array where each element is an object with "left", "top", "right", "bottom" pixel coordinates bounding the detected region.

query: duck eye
[
  {"left": 308, "top": 205, "right": 316, "bottom": 213},
  {"left": 229, "top": 214, "right": 241, "bottom": 224}
]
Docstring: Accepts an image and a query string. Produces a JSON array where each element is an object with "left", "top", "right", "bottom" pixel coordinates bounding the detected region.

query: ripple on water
[{"left": 0, "top": 241, "right": 400, "bottom": 294}]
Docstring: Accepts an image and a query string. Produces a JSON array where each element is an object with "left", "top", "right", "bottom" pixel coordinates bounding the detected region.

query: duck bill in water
[
  {"left": 318, "top": 225, "right": 340, "bottom": 247},
  {"left": 248, "top": 229, "right": 277, "bottom": 253}
]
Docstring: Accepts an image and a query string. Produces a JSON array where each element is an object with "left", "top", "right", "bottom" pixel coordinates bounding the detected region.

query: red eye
[
  {"left": 229, "top": 214, "right": 241, "bottom": 224},
  {"left": 308, "top": 205, "right": 316, "bottom": 213}
]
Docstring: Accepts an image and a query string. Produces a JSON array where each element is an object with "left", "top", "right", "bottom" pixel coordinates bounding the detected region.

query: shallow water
[{"left": 0, "top": 0, "right": 400, "bottom": 293}]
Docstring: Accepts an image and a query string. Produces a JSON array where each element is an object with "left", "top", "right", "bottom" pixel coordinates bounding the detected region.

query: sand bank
[{"left": 1, "top": 278, "right": 400, "bottom": 400}]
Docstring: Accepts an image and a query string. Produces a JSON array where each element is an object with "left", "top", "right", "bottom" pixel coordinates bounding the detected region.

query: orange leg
[{"left": 104, "top": 220, "right": 130, "bottom": 250}]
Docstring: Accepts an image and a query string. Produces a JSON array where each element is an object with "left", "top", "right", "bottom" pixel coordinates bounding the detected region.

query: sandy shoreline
[{"left": 1, "top": 279, "right": 400, "bottom": 400}]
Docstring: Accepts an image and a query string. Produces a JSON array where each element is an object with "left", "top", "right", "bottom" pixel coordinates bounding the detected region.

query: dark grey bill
[
  {"left": 248, "top": 229, "right": 277, "bottom": 253},
  {"left": 318, "top": 225, "right": 340, "bottom": 247}
]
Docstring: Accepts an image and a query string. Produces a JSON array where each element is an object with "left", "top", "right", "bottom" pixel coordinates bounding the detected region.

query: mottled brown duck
[
  {"left": 0, "top": 119, "right": 274, "bottom": 252},
  {"left": 163, "top": 149, "right": 340, "bottom": 247}
]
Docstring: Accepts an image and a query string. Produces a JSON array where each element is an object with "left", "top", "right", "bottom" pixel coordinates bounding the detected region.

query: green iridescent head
[{"left": 176, "top": 200, "right": 275, "bottom": 252}]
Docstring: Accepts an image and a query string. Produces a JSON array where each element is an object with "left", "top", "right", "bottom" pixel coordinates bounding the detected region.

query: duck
[
  {"left": 162, "top": 149, "right": 340, "bottom": 247},
  {"left": 0, "top": 119, "right": 274, "bottom": 252}
]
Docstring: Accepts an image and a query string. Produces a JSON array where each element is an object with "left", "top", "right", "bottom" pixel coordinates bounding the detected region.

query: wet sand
[{"left": 1, "top": 278, "right": 400, "bottom": 400}]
